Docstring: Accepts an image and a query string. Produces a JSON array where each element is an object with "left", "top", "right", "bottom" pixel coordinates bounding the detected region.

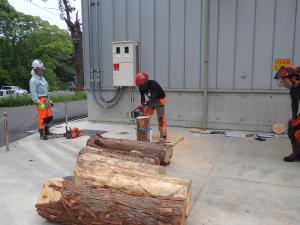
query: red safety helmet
[
  {"left": 136, "top": 71, "right": 149, "bottom": 86},
  {"left": 275, "top": 66, "right": 300, "bottom": 80}
]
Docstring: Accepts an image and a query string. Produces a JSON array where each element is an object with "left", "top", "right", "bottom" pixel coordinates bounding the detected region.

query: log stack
[{"left": 36, "top": 134, "right": 191, "bottom": 225}]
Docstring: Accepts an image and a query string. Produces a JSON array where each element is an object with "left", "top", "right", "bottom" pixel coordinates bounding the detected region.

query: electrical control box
[{"left": 112, "top": 41, "right": 139, "bottom": 87}]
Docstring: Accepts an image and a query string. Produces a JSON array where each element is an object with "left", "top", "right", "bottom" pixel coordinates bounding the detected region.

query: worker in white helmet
[{"left": 29, "top": 59, "right": 53, "bottom": 140}]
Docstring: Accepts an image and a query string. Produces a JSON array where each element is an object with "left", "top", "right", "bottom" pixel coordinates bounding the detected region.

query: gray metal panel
[
  {"left": 113, "top": 0, "right": 127, "bottom": 41},
  {"left": 169, "top": 0, "right": 185, "bottom": 89},
  {"left": 271, "top": 0, "right": 297, "bottom": 90},
  {"left": 294, "top": 0, "right": 300, "bottom": 64},
  {"left": 140, "top": 0, "right": 155, "bottom": 79},
  {"left": 252, "top": 0, "right": 275, "bottom": 90},
  {"left": 185, "top": 0, "right": 202, "bottom": 89},
  {"left": 154, "top": 0, "right": 169, "bottom": 88},
  {"left": 216, "top": 0, "right": 237, "bottom": 89},
  {"left": 234, "top": 0, "right": 255, "bottom": 90},
  {"left": 82, "top": 0, "right": 91, "bottom": 89},
  {"left": 208, "top": 0, "right": 219, "bottom": 89},
  {"left": 127, "top": 0, "right": 140, "bottom": 42},
  {"left": 101, "top": 0, "right": 114, "bottom": 88}
]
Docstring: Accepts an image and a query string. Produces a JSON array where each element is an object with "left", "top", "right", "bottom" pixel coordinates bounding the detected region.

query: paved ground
[
  {"left": 0, "top": 119, "right": 299, "bottom": 225},
  {"left": 0, "top": 100, "right": 87, "bottom": 147}
]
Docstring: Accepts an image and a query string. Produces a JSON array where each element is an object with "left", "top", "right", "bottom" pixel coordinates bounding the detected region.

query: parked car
[
  {"left": 0, "top": 89, "right": 16, "bottom": 98},
  {"left": 1, "top": 86, "right": 28, "bottom": 95}
]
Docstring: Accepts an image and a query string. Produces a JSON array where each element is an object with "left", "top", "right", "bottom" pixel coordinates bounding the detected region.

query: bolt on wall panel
[
  {"left": 216, "top": 0, "right": 237, "bottom": 90},
  {"left": 234, "top": 0, "right": 256, "bottom": 90}
]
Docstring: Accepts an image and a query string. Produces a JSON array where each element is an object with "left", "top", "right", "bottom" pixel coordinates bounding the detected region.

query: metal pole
[
  {"left": 3, "top": 112, "right": 9, "bottom": 151},
  {"left": 65, "top": 101, "right": 69, "bottom": 133},
  {"left": 202, "top": 0, "right": 210, "bottom": 129}
]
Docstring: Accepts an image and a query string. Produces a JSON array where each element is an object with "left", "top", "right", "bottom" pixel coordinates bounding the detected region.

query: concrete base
[
  {"left": 0, "top": 119, "right": 299, "bottom": 225},
  {"left": 87, "top": 90, "right": 291, "bottom": 132}
]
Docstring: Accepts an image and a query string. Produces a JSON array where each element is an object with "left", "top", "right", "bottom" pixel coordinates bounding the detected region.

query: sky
[{"left": 7, "top": 0, "right": 82, "bottom": 30}]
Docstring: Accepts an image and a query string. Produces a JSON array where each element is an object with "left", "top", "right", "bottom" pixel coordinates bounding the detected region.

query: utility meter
[{"left": 112, "top": 41, "right": 139, "bottom": 86}]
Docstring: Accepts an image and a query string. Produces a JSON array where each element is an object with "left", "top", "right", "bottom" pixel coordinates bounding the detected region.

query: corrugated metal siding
[{"left": 82, "top": 0, "right": 300, "bottom": 91}]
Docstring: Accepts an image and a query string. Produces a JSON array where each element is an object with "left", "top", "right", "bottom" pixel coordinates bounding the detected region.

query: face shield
[{"left": 35, "top": 67, "right": 45, "bottom": 76}]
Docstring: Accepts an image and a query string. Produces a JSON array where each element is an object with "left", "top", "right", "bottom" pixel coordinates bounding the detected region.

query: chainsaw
[{"left": 131, "top": 105, "right": 146, "bottom": 118}]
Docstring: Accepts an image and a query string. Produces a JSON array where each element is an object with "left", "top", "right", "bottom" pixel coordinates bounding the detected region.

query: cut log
[
  {"left": 80, "top": 146, "right": 160, "bottom": 165},
  {"left": 36, "top": 177, "right": 186, "bottom": 225},
  {"left": 77, "top": 150, "right": 165, "bottom": 175},
  {"left": 136, "top": 116, "right": 151, "bottom": 142},
  {"left": 75, "top": 153, "right": 192, "bottom": 216},
  {"left": 87, "top": 134, "right": 173, "bottom": 165}
]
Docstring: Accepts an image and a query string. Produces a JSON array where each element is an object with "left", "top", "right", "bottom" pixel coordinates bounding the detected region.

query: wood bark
[
  {"left": 36, "top": 177, "right": 186, "bottom": 225},
  {"left": 75, "top": 153, "right": 191, "bottom": 216},
  {"left": 80, "top": 146, "right": 160, "bottom": 165},
  {"left": 136, "top": 116, "right": 151, "bottom": 142},
  {"left": 76, "top": 150, "right": 165, "bottom": 175},
  {"left": 86, "top": 134, "right": 173, "bottom": 165}
]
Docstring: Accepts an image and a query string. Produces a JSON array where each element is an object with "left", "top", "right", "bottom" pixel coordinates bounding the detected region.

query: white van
[{"left": 0, "top": 89, "right": 16, "bottom": 98}]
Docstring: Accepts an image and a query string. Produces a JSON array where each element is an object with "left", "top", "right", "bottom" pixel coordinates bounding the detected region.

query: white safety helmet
[{"left": 31, "top": 59, "right": 45, "bottom": 69}]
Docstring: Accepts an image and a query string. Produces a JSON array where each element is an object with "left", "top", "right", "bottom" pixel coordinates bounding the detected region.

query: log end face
[{"left": 36, "top": 178, "right": 63, "bottom": 205}]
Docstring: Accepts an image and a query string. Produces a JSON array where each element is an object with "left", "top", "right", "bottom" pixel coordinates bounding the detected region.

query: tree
[
  {"left": 0, "top": 0, "right": 75, "bottom": 91},
  {"left": 40, "top": 0, "right": 84, "bottom": 90}
]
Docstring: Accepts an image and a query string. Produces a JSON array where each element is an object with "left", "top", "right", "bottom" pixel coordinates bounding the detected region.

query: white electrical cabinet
[{"left": 112, "top": 41, "right": 138, "bottom": 87}]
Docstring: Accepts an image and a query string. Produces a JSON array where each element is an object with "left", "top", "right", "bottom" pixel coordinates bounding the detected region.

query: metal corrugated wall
[{"left": 83, "top": 0, "right": 300, "bottom": 91}]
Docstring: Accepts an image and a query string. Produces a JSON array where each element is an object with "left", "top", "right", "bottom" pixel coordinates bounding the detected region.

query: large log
[
  {"left": 87, "top": 134, "right": 173, "bottom": 165},
  {"left": 77, "top": 150, "right": 165, "bottom": 175},
  {"left": 75, "top": 152, "right": 192, "bottom": 216},
  {"left": 36, "top": 177, "right": 186, "bottom": 225},
  {"left": 80, "top": 146, "right": 160, "bottom": 165}
]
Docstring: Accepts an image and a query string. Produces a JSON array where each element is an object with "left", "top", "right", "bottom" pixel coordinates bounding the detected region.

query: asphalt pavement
[{"left": 0, "top": 100, "right": 87, "bottom": 147}]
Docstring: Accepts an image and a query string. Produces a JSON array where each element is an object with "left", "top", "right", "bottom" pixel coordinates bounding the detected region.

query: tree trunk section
[
  {"left": 36, "top": 177, "right": 186, "bottom": 225},
  {"left": 136, "top": 116, "right": 151, "bottom": 142},
  {"left": 86, "top": 134, "right": 173, "bottom": 165},
  {"left": 80, "top": 146, "right": 160, "bottom": 165},
  {"left": 75, "top": 153, "right": 191, "bottom": 216},
  {"left": 76, "top": 150, "right": 165, "bottom": 175}
]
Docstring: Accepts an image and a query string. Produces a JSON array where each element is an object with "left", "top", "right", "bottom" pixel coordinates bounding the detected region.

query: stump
[
  {"left": 136, "top": 116, "right": 151, "bottom": 142},
  {"left": 86, "top": 134, "right": 173, "bottom": 165},
  {"left": 36, "top": 177, "right": 186, "bottom": 225}
]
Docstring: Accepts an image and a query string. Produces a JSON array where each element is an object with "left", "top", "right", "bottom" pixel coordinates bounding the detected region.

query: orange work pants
[
  {"left": 145, "top": 98, "right": 167, "bottom": 138},
  {"left": 37, "top": 96, "right": 53, "bottom": 129}
]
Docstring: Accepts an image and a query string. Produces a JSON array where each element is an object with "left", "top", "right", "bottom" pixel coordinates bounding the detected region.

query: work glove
[{"left": 38, "top": 102, "right": 46, "bottom": 109}]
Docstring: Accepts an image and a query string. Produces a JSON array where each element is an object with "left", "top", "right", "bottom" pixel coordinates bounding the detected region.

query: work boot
[
  {"left": 283, "top": 153, "right": 299, "bottom": 162},
  {"left": 39, "top": 129, "right": 48, "bottom": 140},
  {"left": 44, "top": 126, "right": 53, "bottom": 136}
]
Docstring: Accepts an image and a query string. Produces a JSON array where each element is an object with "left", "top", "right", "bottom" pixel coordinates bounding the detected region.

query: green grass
[{"left": 0, "top": 91, "right": 87, "bottom": 107}]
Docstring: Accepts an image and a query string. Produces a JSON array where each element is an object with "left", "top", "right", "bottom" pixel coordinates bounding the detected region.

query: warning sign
[{"left": 274, "top": 58, "right": 291, "bottom": 71}]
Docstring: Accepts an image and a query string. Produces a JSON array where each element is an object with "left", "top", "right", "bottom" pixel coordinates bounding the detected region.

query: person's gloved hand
[
  {"left": 50, "top": 100, "right": 54, "bottom": 107},
  {"left": 38, "top": 102, "right": 46, "bottom": 109}
]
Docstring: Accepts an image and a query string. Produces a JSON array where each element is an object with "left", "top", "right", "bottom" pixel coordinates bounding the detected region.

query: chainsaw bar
[{"left": 46, "top": 133, "right": 66, "bottom": 139}]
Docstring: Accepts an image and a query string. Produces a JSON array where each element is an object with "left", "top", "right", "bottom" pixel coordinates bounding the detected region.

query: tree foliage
[{"left": 0, "top": 0, "right": 75, "bottom": 90}]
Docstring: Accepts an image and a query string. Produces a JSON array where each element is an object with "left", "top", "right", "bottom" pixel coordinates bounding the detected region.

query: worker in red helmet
[
  {"left": 275, "top": 66, "right": 300, "bottom": 162},
  {"left": 136, "top": 71, "right": 167, "bottom": 141}
]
